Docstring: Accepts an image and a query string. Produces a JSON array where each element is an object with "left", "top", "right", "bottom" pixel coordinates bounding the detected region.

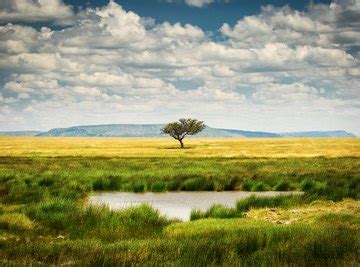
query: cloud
[
  {"left": 162, "top": 0, "right": 228, "bottom": 8},
  {"left": 0, "top": 0, "right": 75, "bottom": 24},
  {"left": 156, "top": 22, "right": 205, "bottom": 41},
  {"left": 252, "top": 82, "right": 320, "bottom": 105},
  {"left": 185, "top": 0, "right": 214, "bottom": 8},
  {"left": 221, "top": 3, "right": 360, "bottom": 50},
  {"left": 0, "top": 1, "right": 359, "bottom": 134}
]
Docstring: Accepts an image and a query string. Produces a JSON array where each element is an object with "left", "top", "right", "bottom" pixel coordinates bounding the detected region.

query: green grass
[
  {"left": 1, "top": 209, "right": 359, "bottom": 265},
  {"left": 1, "top": 157, "right": 359, "bottom": 202},
  {"left": 189, "top": 194, "right": 304, "bottom": 220},
  {"left": 236, "top": 194, "right": 304, "bottom": 212},
  {"left": 0, "top": 138, "right": 359, "bottom": 265},
  {"left": 190, "top": 204, "right": 243, "bottom": 220}
]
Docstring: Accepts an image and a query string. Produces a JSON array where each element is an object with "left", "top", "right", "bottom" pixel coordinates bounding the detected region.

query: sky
[{"left": 0, "top": 0, "right": 359, "bottom": 134}]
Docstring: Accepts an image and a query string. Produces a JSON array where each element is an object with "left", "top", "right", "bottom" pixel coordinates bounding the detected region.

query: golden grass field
[{"left": 0, "top": 136, "right": 359, "bottom": 158}]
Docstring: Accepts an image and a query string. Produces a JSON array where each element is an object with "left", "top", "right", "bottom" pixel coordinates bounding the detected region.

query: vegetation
[
  {"left": 161, "top": 118, "right": 205, "bottom": 148},
  {"left": 1, "top": 136, "right": 359, "bottom": 157},
  {"left": 1, "top": 156, "right": 358, "bottom": 201},
  {"left": 236, "top": 194, "right": 304, "bottom": 212},
  {"left": 190, "top": 204, "right": 243, "bottom": 220},
  {"left": 190, "top": 195, "right": 304, "bottom": 221},
  {"left": 0, "top": 137, "right": 359, "bottom": 265}
]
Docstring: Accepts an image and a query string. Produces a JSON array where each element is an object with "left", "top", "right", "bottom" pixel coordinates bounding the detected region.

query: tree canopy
[{"left": 161, "top": 118, "right": 205, "bottom": 148}]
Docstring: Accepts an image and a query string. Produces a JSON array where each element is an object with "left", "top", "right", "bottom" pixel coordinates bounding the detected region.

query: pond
[{"left": 89, "top": 191, "right": 302, "bottom": 221}]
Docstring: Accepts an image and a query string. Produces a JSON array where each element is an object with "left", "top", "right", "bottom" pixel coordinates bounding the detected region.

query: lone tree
[{"left": 161, "top": 118, "right": 206, "bottom": 148}]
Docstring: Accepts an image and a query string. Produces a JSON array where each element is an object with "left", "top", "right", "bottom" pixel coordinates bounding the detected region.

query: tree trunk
[{"left": 179, "top": 139, "right": 184, "bottom": 148}]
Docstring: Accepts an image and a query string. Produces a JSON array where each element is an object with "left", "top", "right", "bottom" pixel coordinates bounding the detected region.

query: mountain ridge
[{"left": 0, "top": 124, "right": 355, "bottom": 138}]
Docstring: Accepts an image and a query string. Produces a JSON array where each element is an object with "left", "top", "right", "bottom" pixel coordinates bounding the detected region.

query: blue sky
[
  {"left": 0, "top": 0, "right": 359, "bottom": 134},
  {"left": 63, "top": 0, "right": 332, "bottom": 32}
]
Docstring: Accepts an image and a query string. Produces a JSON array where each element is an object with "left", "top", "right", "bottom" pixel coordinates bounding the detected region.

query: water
[{"left": 89, "top": 191, "right": 301, "bottom": 221}]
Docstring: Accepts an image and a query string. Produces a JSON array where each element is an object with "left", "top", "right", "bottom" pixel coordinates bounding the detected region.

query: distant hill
[
  {"left": 37, "top": 124, "right": 165, "bottom": 137},
  {"left": 36, "top": 124, "right": 281, "bottom": 137},
  {"left": 0, "top": 131, "right": 43, "bottom": 136},
  {"left": 29, "top": 124, "right": 356, "bottom": 138},
  {"left": 0, "top": 125, "right": 355, "bottom": 138},
  {"left": 280, "top": 131, "right": 356, "bottom": 138}
]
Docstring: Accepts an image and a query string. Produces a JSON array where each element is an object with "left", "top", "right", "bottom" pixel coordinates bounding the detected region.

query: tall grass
[
  {"left": 22, "top": 198, "right": 168, "bottom": 241},
  {"left": 1, "top": 156, "right": 359, "bottom": 201},
  {"left": 2, "top": 218, "right": 358, "bottom": 265},
  {"left": 189, "top": 194, "right": 303, "bottom": 221},
  {"left": 190, "top": 205, "right": 243, "bottom": 220},
  {"left": 236, "top": 194, "right": 303, "bottom": 212},
  {"left": 0, "top": 138, "right": 359, "bottom": 264}
]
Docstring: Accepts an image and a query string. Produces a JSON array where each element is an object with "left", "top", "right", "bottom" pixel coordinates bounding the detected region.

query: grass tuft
[
  {"left": 190, "top": 205, "right": 243, "bottom": 221},
  {"left": 236, "top": 194, "right": 303, "bottom": 212},
  {"left": 151, "top": 182, "right": 167, "bottom": 192}
]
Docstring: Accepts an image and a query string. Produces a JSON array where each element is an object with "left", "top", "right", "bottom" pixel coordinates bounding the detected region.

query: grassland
[
  {"left": 1, "top": 136, "right": 359, "bottom": 157},
  {"left": 0, "top": 137, "right": 359, "bottom": 265}
]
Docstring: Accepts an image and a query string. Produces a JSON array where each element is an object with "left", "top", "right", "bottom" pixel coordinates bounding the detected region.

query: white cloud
[
  {"left": 221, "top": 3, "right": 360, "bottom": 49},
  {"left": 0, "top": 1, "right": 359, "bottom": 134},
  {"left": 0, "top": 24, "right": 39, "bottom": 54},
  {"left": 212, "top": 65, "right": 235, "bottom": 77},
  {"left": 4, "top": 81, "right": 34, "bottom": 93},
  {"left": 163, "top": 0, "right": 216, "bottom": 8},
  {"left": 0, "top": 53, "right": 79, "bottom": 73},
  {"left": 73, "top": 86, "right": 102, "bottom": 97},
  {"left": 95, "top": 2, "right": 146, "bottom": 42},
  {"left": 0, "top": 0, "right": 74, "bottom": 24},
  {"left": 252, "top": 82, "right": 320, "bottom": 105},
  {"left": 185, "top": 0, "right": 214, "bottom": 8},
  {"left": 156, "top": 22, "right": 205, "bottom": 41}
]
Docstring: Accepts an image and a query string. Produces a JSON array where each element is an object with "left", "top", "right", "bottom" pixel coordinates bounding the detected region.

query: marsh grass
[
  {"left": 151, "top": 181, "right": 167, "bottom": 192},
  {"left": 0, "top": 213, "right": 35, "bottom": 231},
  {"left": 1, "top": 156, "right": 359, "bottom": 201},
  {"left": 22, "top": 198, "right": 168, "bottom": 240},
  {"left": 251, "top": 182, "right": 270, "bottom": 191},
  {"left": 2, "top": 215, "right": 358, "bottom": 265},
  {"left": 189, "top": 195, "right": 303, "bottom": 220},
  {"left": 274, "top": 181, "right": 294, "bottom": 191},
  {"left": 236, "top": 194, "right": 303, "bottom": 212},
  {"left": 190, "top": 205, "right": 243, "bottom": 220},
  {"left": 0, "top": 137, "right": 359, "bottom": 265}
]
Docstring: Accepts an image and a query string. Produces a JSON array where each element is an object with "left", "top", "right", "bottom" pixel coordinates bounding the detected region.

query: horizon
[
  {"left": 0, "top": 122, "right": 356, "bottom": 136},
  {"left": 0, "top": 0, "right": 359, "bottom": 135}
]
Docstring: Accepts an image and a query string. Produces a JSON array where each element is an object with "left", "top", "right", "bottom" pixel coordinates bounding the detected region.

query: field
[
  {"left": 1, "top": 136, "right": 359, "bottom": 157},
  {"left": 0, "top": 137, "right": 359, "bottom": 265}
]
